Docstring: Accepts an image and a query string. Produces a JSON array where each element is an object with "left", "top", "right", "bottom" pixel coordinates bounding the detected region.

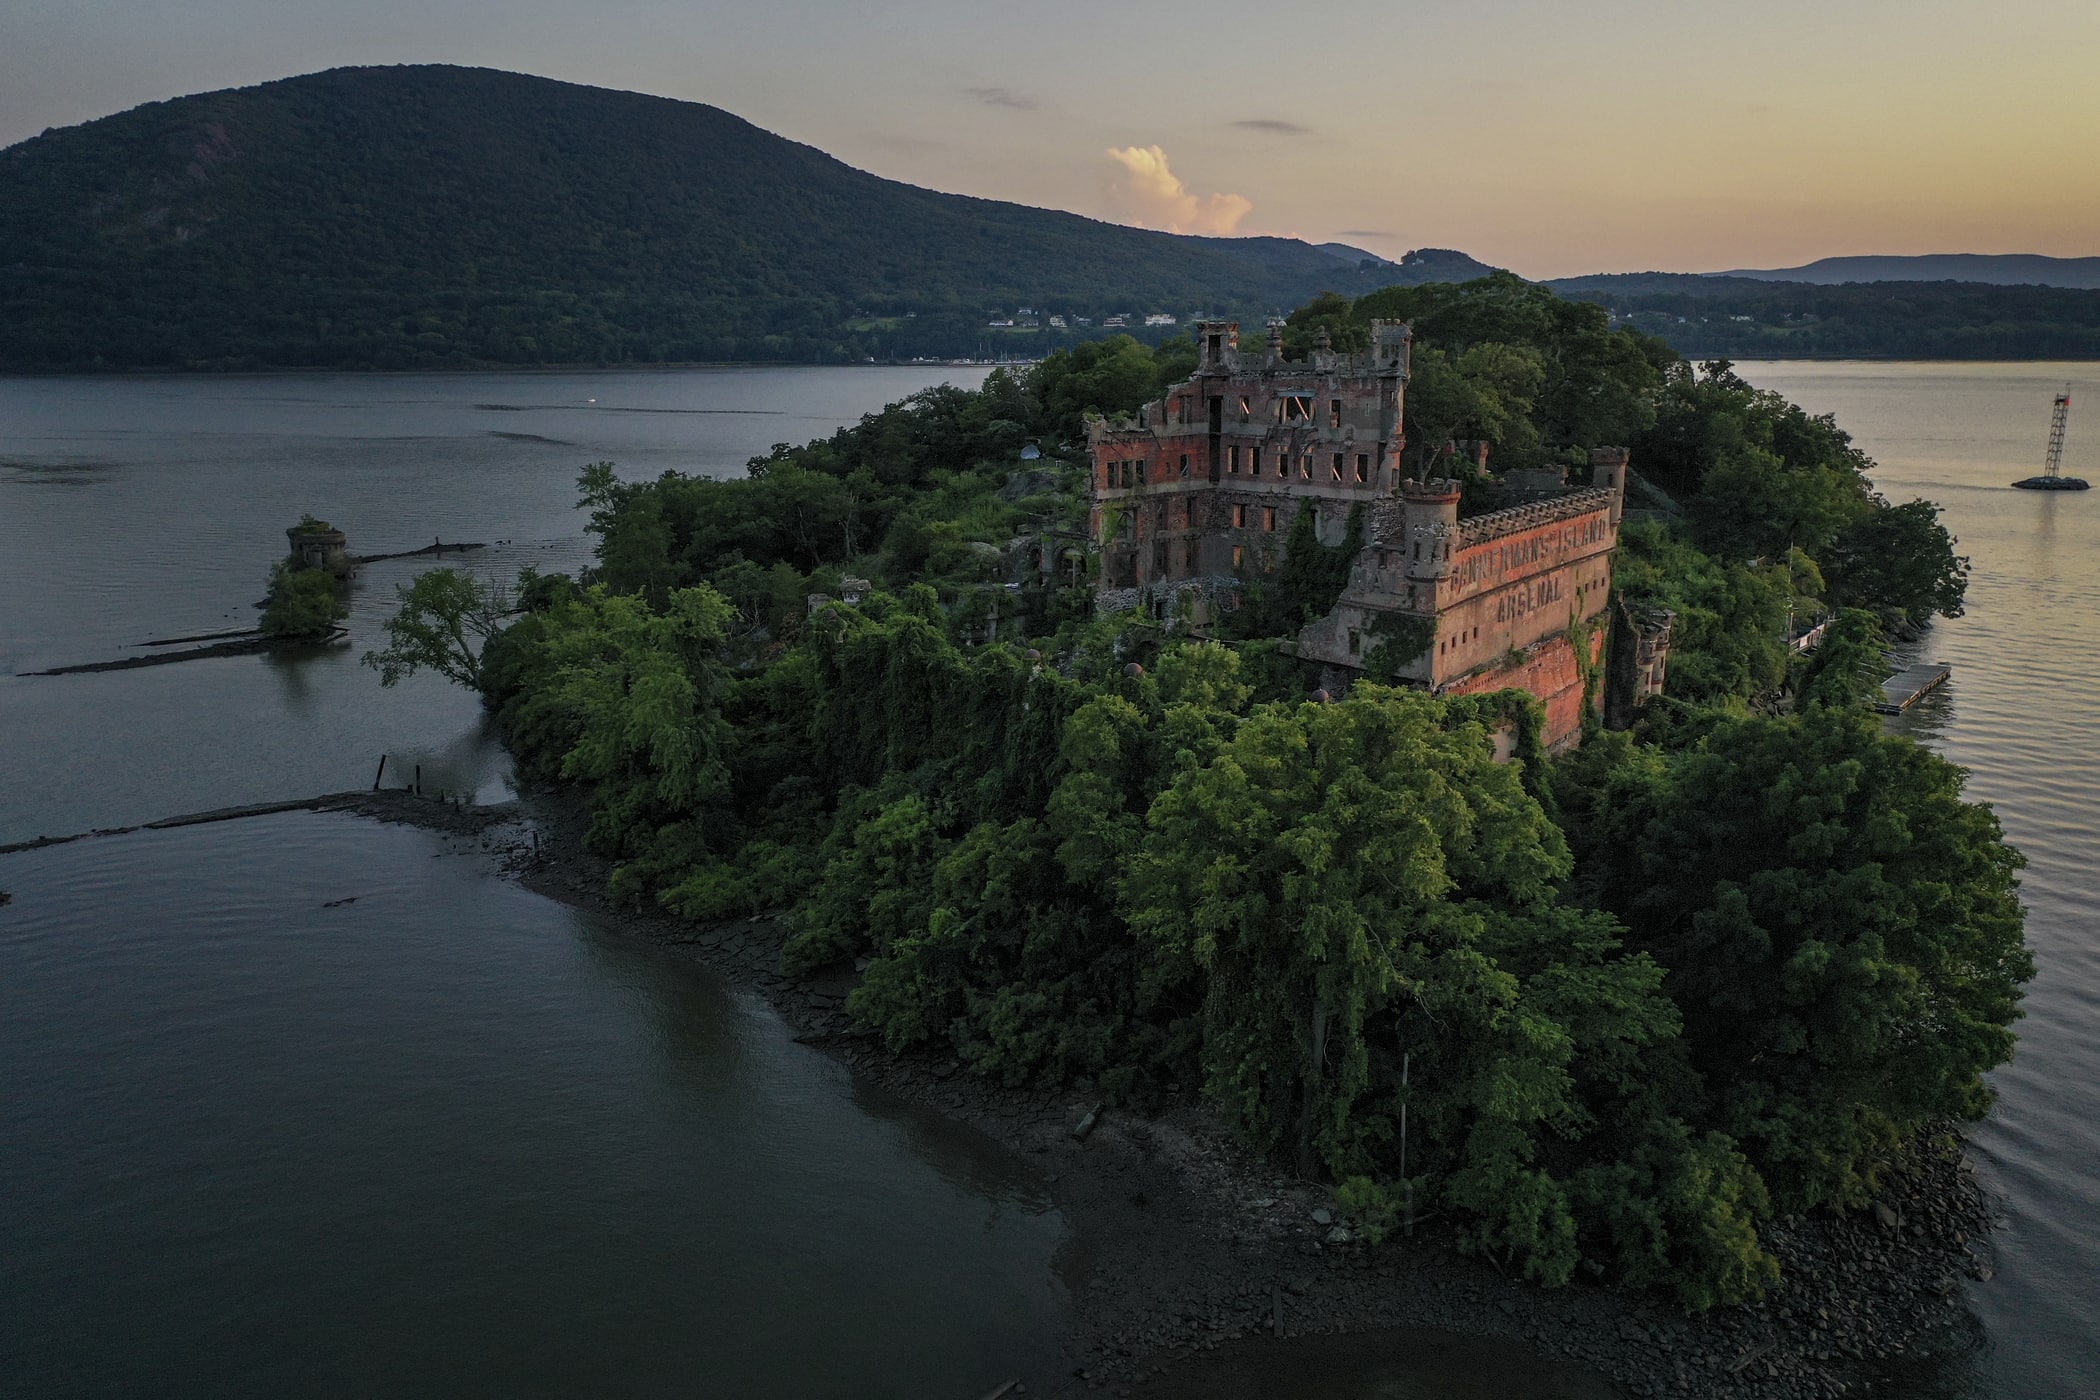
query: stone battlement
[{"left": 1453, "top": 488, "right": 1617, "bottom": 549}]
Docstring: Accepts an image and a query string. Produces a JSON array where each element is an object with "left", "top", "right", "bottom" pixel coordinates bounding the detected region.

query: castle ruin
[{"left": 1087, "top": 319, "right": 1654, "bottom": 750}]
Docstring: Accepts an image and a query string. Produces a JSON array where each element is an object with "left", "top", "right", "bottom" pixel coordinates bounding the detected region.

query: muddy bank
[{"left": 344, "top": 788, "right": 1997, "bottom": 1400}]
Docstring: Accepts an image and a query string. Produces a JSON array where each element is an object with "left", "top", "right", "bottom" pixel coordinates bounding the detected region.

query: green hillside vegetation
[
  {"left": 1549, "top": 275, "right": 2100, "bottom": 360},
  {"left": 0, "top": 65, "right": 1485, "bottom": 372},
  {"left": 378, "top": 278, "right": 2026, "bottom": 1308}
]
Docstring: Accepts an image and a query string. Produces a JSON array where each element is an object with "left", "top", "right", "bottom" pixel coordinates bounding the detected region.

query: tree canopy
[{"left": 383, "top": 282, "right": 2027, "bottom": 1312}]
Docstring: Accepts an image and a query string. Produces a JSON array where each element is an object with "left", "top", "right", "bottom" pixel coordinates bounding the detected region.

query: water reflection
[{"left": 0, "top": 814, "right": 1069, "bottom": 1400}]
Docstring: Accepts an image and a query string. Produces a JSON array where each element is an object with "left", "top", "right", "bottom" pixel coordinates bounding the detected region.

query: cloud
[
  {"left": 1335, "top": 229, "right": 1396, "bottom": 238},
  {"left": 1230, "top": 119, "right": 1310, "bottom": 136},
  {"left": 1102, "top": 146, "right": 1253, "bottom": 237},
  {"left": 968, "top": 86, "right": 1036, "bottom": 110}
]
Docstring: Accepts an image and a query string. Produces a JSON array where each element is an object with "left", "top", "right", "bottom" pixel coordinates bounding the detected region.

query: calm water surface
[
  {"left": 1, "top": 814, "right": 1065, "bottom": 1398},
  {"left": 4, "top": 363, "right": 2097, "bottom": 1398},
  {"left": 0, "top": 367, "right": 987, "bottom": 840}
]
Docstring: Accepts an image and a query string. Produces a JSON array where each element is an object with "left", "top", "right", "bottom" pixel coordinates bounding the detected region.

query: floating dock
[{"left": 1876, "top": 662, "right": 1952, "bottom": 715}]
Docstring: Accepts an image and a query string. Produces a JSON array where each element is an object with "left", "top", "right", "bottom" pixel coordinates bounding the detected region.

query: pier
[{"left": 1875, "top": 662, "right": 1952, "bottom": 715}]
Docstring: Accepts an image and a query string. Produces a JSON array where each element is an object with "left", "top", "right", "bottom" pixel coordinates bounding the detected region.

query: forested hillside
[
  {"left": 367, "top": 278, "right": 2029, "bottom": 1308},
  {"left": 0, "top": 65, "right": 1488, "bottom": 371},
  {"left": 1551, "top": 274, "right": 2100, "bottom": 359}
]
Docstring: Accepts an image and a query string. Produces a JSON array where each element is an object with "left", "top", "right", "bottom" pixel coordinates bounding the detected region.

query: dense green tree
[
  {"left": 362, "top": 568, "right": 511, "bottom": 688},
  {"left": 1606, "top": 709, "right": 2031, "bottom": 1210},
  {"left": 260, "top": 563, "right": 347, "bottom": 638},
  {"left": 1792, "top": 609, "right": 1892, "bottom": 711},
  {"left": 1823, "top": 498, "right": 1970, "bottom": 625}
]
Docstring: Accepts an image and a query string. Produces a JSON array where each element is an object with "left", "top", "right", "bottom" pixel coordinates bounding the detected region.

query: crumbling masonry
[{"left": 1088, "top": 320, "right": 1662, "bottom": 750}]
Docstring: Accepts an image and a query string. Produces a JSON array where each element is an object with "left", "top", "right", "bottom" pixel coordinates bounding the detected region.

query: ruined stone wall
[
  {"left": 1426, "top": 504, "right": 1617, "bottom": 684},
  {"left": 1438, "top": 627, "right": 1603, "bottom": 753},
  {"left": 1089, "top": 319, "right": 1407, "bottom": 605}
]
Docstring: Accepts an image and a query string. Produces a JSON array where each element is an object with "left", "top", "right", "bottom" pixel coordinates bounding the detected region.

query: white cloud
[{"left": 1101, "top": 145, "right": 1252, "bottom": 236}]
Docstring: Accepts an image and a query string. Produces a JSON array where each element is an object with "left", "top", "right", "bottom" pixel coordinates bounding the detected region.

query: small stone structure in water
[{"left": 286, "top": 522, "right": 352, "bottom": 575}]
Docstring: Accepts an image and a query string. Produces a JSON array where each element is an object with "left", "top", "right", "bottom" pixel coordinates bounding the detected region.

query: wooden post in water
[
  {"left": 372, "top": 754, "right": 387, "bottom": 791},
  {"left": 414, "top": 763, "right": 422, "bottom": 796}
]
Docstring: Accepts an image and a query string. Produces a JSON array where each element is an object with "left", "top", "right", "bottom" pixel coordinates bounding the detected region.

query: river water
[{"left": 1, "top": 363, "right": 2095, "bottom": 1397}]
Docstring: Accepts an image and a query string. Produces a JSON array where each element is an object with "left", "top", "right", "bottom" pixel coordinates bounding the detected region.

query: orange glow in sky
[{"left": 4, "top": 0, "right": 2094, "bottom": 276}]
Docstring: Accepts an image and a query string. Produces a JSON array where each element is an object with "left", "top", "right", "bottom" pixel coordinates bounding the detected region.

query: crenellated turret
[
  {"left": 1590, "top": 446, "right": 1629, "bottom": 527},
  {"left": 1402, "top": 478, "right": 1461, "bottom": 581}
]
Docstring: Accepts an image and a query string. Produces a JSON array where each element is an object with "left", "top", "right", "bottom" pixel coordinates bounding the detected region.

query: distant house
[
  {"left": 1144, "top": 313, "right": 1177, "bottom": 327},
  {"left": 1048, "top": 315, "right": 1067, "bottom": 329},
  {"left": 987, "top": 318, "right": 1016, "bottom": 328},
  {"left": 1103, "top": 314, "right": 1129, "bottom": 328},
  {"left": 1072, "top": 316, "right": 1093, "bottom": 327}
]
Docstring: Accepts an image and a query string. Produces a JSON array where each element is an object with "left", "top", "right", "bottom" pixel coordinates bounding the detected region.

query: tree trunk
[{"left": 1297, "top": 995, "right": 1329, "bottom": 1177}]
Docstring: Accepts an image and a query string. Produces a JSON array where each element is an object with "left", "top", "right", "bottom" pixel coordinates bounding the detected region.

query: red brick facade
[{"left": 1088, "top": 320, "right": 1630, "bottom": 752}]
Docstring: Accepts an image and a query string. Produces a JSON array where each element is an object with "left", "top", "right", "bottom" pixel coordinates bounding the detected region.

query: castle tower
[
  {"left": 1402, "top": 478, "right": 1461, "bottom": 581},
  {"left": 1196, "top": 320, "right": 1238, "bottom": 373},
  {"left": 1591, "top": 447, "right": 1629, "bottom": 527},
  {"left": 1370, "top": 319, "right": 1411, "bottom": 377}
]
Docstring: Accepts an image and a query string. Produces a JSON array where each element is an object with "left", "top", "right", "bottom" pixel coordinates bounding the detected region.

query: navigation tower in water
[{"left": 2013, "top": 390, "right": 2090, "bottom": 490}]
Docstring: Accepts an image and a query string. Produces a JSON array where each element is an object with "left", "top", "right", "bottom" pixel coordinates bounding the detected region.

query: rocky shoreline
[{"left": 348, "top": 788, "right": 2001, "bottom": 1400}]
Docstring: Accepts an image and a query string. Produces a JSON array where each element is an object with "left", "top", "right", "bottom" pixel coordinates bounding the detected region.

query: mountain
[
  {"left": 1713, "top": 254, "right": 2100, "bottom": 290},
  {"left": 0, "top": 65, "right": 1493, "bottom": 371}
]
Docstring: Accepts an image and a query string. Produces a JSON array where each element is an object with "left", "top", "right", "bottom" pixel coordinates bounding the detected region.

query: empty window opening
[
  {"left": 1209, "top": 398, "right": 1224, "bottom": 433},
  {"left": 1232, "top": 504, "right": 1248, "bottom": 528},
  {"left": 1185, "top": 540, "right": 1200, "bottom": 572},
  {"left": 1228, "top": 445, "right": 1241, "bottom": 474},
  {"left": 1329, "top": 399, "right": 1343, "bottom": 429},
  {"left": 1207, "top": 333, "right": 1223, "bottom": 360},
  {"left": 1248, "top": 447, "right": 1261, "bottom": 475},
  {"left": 1282, "top": 395, "right": 1315, "bottom": 423},
  {"left": 1348, "top": 629, "right": 1361, "bottom": 656},
  {"left": 1232, "top": 545, "right": 1245, "bottom": 569},
  {"left": 1179, "top": 454, "right": 1191, "bottom": 478},
  {"left": 1154, "top": 540, "right": 1169, "bottom": 576},
  {"left": 1136, "top": 460, "right": 1148, "bottom": 485},
  {"left": 1263, "top": 506, "right": 1277, "bottom": 532},
  {"left": 1238, "top": 395, "right": 1252, "bottom": 419},
  {"left": 1299, "top": 453, "right": 1312, "bottom": 479},
  {"left": 1331, "top": 453, "right": 1345, "bottom": 481},
  {"left": 1354, "top": 453, "right": 1369, "bottom": 483}
]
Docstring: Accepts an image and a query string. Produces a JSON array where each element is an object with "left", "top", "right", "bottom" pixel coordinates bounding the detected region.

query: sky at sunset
[{"left": 5, "top": 0, "right": 2095, "bottom": 278}]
